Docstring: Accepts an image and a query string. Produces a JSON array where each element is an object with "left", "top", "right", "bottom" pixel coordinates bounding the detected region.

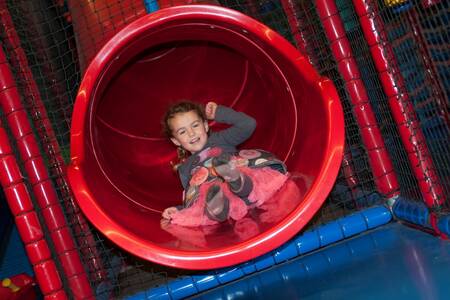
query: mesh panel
[
  {"left": 0, "top": 0, "right": 448, "bottom": 298},
  {"left": 293, "top": 0, "right": 383, "bottom": 227},
  {"left": 68, "top": 0, "right": 147, "bottom": 72},
  {"left": 294, "top": 0, "right": 449, "bottom": 214},
  {"left": 335, "top": 0, "right": 422, "bottom": 202},
  {"left": 5, "top": 1, "right": 79, "bottom": 157},
  {"left": 377, "top": 0, "right": 450, "bottom": 209},
  {"left": 4, "top": 0, "right": 96, "bottom": 288},
  {"left": 218, "top": 0, "right": 294, "bottom": 44},
  {"left": 0, "top": 106, "right": 73, "bottom": 296}
]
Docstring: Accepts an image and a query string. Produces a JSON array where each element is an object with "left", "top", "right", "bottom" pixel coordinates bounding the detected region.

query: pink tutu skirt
[{"left": 170, "top": 166, "right": 289, "bottom": 227}]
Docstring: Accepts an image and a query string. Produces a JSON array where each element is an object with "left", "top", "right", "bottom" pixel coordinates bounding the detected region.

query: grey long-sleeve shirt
[{"left": 178, "top": 105, "right": 257, "bottom": 189}]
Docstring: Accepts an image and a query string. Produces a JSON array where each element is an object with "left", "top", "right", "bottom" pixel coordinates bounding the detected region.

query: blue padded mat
[{"left": 193, "top": 223, "right": 450, "bottom": 300}]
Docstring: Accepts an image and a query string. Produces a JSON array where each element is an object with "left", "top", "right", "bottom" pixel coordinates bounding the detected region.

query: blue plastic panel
[{"left": 125, "top": 206, "right": 392, "bottom": 299}]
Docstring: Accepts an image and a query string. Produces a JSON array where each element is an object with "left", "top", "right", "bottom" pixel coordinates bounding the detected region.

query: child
[{"left": 162, "top": 101, "right": 289, "bottom": 227}]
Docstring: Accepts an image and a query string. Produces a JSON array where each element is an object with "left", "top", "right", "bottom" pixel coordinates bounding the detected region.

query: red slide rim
[{"left": 68, "top": 5, "right": 344, "bottom": 269}]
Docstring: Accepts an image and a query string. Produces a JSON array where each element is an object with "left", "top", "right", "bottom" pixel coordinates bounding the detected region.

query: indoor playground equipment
[
  {"left": 0, "top": 0, "right": 449, "bottom": 299},
  {"left": 68, "top": 4, "right": 345, "bottom": 270}
]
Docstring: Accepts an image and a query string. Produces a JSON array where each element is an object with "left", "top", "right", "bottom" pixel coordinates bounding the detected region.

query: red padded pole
[
  {"left": 0, "top": 46, "right": 94, "bottom": 299},
  {"left": 280, "top": 0, "right": 307, "bottom": 55},
  {"left": 316, "top": 0, "right": 400, "bottom": 199},
  {"left": 280, "top": 1, "right": 361, "bottom": 201},
  {"left": 352, "top": 0, "right": 445, "bottom": 233},
  {"left": 422, "top": 0, "right": 441, "bottom": 8},
  {"left": 0, "top": 120, "right": 66, "bottom": 299},
  {"left": 66, "top": 0, "right": 147, "bottom": 72},
  {"left": 0, "top": 4, "right": 106, "bottom": 283}
]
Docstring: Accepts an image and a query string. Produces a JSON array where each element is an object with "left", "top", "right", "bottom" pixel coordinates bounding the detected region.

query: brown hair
[
  {"left": 162, "top": 101, "right": 206, "bottom": 138},
  {"left": 162, "top": 101, "right": 206, "bottom": 171}
]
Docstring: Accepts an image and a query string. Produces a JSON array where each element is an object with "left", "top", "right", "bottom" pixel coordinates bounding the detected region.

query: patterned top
[{"left": 177, "top": 105, "right": 256, "bottom": 189}]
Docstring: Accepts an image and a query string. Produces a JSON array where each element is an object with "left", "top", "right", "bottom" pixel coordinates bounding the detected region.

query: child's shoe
[
  {"left": 204, "top": 184, "right": 229, "bottom": 222},
  {"left": 212, "top": 153, "right": 240, "bottom": 182},
  {"left": 213, "top": 153, "right": 254, "bottom": 202}
]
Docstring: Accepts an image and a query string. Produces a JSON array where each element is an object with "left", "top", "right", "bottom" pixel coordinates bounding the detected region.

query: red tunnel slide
[{"left": 67, "top": 5, "right": 344, "bottom": 269}]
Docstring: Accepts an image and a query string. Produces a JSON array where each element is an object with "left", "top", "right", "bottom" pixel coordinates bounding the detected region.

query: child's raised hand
[
  {"left": 205, "top": 102, "right": 218, "bottom": 120},
  {"left": 162, "top": 206, "right": 178, "bottom": 220}
]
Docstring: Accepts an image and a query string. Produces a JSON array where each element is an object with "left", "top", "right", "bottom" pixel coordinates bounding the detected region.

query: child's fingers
[
  {"left": 162, "top": 207, "right": 178, "bottom": 219},
  {"left": 205, "top": 102, "right": 217, "bottom": 119},
  {"left": 162, "top": 208, "right": 173, "bottom": 219},
  {"left": 206, "top": 103, "right": 213, "bottom": 114},
  {"left": 160, "top": 218, "right": 170, "bottom": 228}
]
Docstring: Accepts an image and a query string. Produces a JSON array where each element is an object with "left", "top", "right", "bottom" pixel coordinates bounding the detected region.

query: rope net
[{"left": 0, "top": 0, "right": 448, "bottom": 297}]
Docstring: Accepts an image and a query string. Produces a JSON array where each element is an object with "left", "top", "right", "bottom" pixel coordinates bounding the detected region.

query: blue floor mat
[{"left": 193, "top": 223, "right": 450, "bottom": 300}]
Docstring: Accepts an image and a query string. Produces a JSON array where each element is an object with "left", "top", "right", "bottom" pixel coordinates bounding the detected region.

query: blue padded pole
[
  {"left": 392, "top": 197, "right": 431, "bottom": 228},
  {"left": 438, "top": 216, "right": 450, "bottom": 238},
  {"left": 144, "top": 0, "right": 159, "bottom": 13},
  {"left": 393, "top": 197, "right": 450, "bottom": 238}
]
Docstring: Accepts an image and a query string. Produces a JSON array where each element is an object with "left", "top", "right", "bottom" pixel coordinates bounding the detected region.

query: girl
[{"left": 162, "top": 101, "right": 289, "bottom": 227}]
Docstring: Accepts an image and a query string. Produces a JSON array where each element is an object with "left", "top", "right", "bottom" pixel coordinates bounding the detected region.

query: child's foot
[
  {"left": 213, "top": 153, "right": 254, "bottom": 200},
  {"left": 212, "top": 153, "right": 240, "bottom": 182},
  {"left": 205, "top": 185, "right": 229, "bottom": 222}
]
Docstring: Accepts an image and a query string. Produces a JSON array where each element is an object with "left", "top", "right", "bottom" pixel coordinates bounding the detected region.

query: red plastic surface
[
  {"left": 68, "top": 5, "right": 344, "bottom": 269},
  {"left": 0, "top": 274, "right": 37, "bottom": 300}
]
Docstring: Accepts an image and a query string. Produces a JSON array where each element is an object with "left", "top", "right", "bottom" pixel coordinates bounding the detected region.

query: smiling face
[{"left": 169, "top": 110, "right": 209, "bottom": 153}]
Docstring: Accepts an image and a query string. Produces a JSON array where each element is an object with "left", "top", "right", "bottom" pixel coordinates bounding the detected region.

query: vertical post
[
  {"left": 352, "top": 0, "right": 445, "bottom": 234},
  {"left": 0, "top": 104, "right": 67, "bottom": 300},
  {"left": 0, "top": 5, "right": 106, "bottom": 283},
  {"left": 0, "top": 46, "right": 94, "bottom": 299},
  {"left": 280, "top": 0, "right": 361, "bottom": 204},
  {"left": 315, "top": 0, "right": 400, "bottom": 199},
  {"left": 279, "top": 0, "right": 308, "bottom": 55}
]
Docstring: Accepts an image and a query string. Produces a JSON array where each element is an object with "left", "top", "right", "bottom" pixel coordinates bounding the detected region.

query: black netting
[
  {"left": 335, "top": 0, "right": 422, "bottom": 202},
  {"left": 5, "top": 1, "right": 79, "bottom": 159},
  {"left": 377, "top": 0, "right": 450, "bottom": 209},
  {"left": 0, "top": 0, "right": 448, "bottom": 298},
  {"left": 292, "top": 0, "right": 383, "bottom": 227},
  {"left": 218, "top": 0, "right": 295, "bottom": 44}
]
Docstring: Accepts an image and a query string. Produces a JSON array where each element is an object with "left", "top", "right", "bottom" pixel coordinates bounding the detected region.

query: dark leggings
[{"left": 229, "top": 174, "right": 253, "bottom": 205}]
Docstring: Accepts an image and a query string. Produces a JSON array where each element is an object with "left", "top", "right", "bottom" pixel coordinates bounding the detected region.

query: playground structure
[
  {"left": 68, "top": 4, "right": 345, "bottom": 270},
  {"left": 0, "top": 0, "right": 449, "bottom": 299}
]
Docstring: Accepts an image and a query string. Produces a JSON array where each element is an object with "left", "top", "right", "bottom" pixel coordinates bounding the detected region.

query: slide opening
[{"left": 69, "top": 6, "right": 344, "bottom": 269}]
